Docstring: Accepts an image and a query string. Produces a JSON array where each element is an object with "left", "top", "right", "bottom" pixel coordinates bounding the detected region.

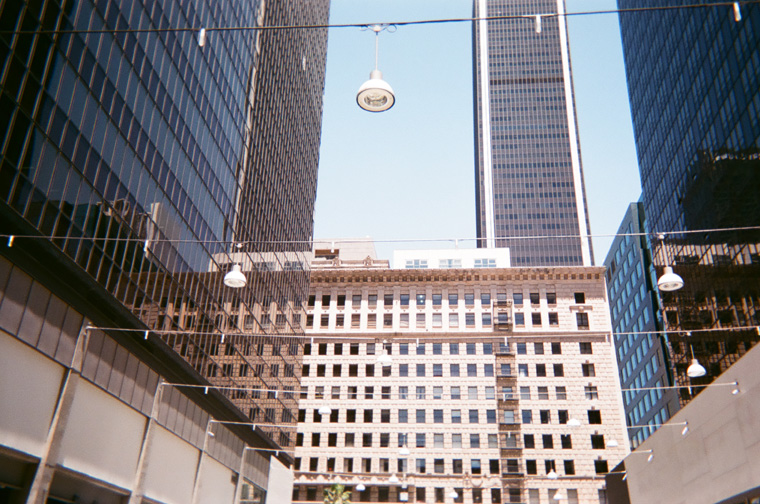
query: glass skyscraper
[
  {"left": 0, "top": 0, "right": 328, "bottom": 497},
  {"left": 618, "top": 0, "right": 759, "bottom": 398},
  {"left": 604, "top": 202, "right": 680, "bottom": 448},
  {"left": 473, "top": 0, "right": 593, "bottom": 266}
]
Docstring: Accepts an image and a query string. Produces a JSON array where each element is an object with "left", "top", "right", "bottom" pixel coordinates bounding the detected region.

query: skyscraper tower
[
  {"left": 473, "top": 0, "right": 593, "bottom": 267},
  {"left": 617, "top": 0, "right": 760, "bottom": 397},
  {"left": 0, "top": 0, "right": 328, "bottom": 500}
]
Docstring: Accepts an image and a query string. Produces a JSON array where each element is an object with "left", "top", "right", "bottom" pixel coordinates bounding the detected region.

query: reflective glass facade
[
  {"left": 603, "top": 202, "right": 680, "bottom": 448},
  {"left": 618, "top": 1, "right": 760, "bottom": 398},
  {"left": 473, "top": 0, "right": 593, "bottom": 266},
  {"left": 1, "top": 0, "right": 329, "bottom": 453}
]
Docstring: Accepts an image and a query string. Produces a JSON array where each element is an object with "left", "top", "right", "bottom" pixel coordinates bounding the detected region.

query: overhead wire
[{"left": 0, "top": 1, "right": 756, "bottom": 37}]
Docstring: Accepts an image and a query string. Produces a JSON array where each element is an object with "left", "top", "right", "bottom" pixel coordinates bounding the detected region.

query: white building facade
[{"left": 293, "top": 264, "right": 628, "bottom": 504}]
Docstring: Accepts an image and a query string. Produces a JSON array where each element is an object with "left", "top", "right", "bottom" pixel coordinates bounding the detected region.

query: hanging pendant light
[
  {"left": 656, "top": 235, "right": 684, "bottom": 291},
  {"left": 687, "top": 335, "right": 706, "bottom": 378},
  {"left": 224, "top": 264, "right": 247, "bottom": 288},
  {"left": 357, "top": 25, "right": 395, "bottom": 112}
]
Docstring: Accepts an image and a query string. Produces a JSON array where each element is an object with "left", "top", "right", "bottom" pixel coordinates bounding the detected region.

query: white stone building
[{"left": 293, "top": 262, "right": 629, "bottom": 504}]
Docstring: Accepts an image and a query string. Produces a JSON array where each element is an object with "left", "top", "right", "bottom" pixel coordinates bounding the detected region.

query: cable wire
[{"left": 0, "top": 1, "right": 756, "bottom": 36}]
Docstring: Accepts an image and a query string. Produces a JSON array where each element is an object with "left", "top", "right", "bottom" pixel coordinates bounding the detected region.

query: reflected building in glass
[
  {"left": 617, "top": 0, "right": 760, "bottom": 401},
  {"left": 0, "top": 0, "right": 328, "bottom": 501},
  {"left": 472, "top": 0, "right": 593, "bottom": 266}
]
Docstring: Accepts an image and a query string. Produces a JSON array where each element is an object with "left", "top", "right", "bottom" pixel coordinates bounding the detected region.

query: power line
[{"left": 0, "top": 1, "right": 755, "bottom": 37}]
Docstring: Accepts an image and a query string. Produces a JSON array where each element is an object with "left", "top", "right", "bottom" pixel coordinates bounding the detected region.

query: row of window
[
  {"left": 305, "top": 385, "right": 498, "bottom": 401},
  {"left": 299, "top": 408, "right": 603, "bottom": 426},
  {"left": 303, "top": 341, "right": 593, "bottom": 356},
  {"left": 303, "top": 362, "right": 497, "bottom": 379},
  {"left": 296, "top": 454, "right": 609, "bottom": 477},
  {"left": 306, "top": 311, "right": 574, "bottom": 329},
  {"left": 298, "top": 430, "right": 607, "bottom": 451},
  {"left": 302, "top": 362, "right": 595, "bottom": 381},
  {"left": 296, "top": 484, "right": 505, "bottom": 503},
  {"left": 308, "top": 292, "right": 579, "bottom": 308}
]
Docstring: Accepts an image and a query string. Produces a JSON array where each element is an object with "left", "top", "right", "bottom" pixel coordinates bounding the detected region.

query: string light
[
  {"left": 83, "top": 323, "right": 760, "bottom": 343},
  {"left": 2, "top": 225, "right": 758, "bottom": 249}
]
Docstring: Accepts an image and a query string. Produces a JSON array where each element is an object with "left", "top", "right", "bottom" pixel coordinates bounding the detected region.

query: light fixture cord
[{"left": 374, "top": 29, "right": 380, "bottom": 70}]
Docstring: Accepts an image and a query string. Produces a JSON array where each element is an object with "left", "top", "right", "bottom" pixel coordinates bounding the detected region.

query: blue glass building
[
  {"left": 618, "top": 0, "right": 760, "bottom": 399},
  {"left": 604, "top": 202, "right": 680, "bottom": 448},
  {"left": 0, "top": 0, "right": 328, "bottom": 500}
]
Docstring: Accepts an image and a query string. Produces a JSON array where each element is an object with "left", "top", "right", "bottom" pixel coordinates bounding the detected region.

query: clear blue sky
[{"left": 313, "top": 0, "right": 642, "bottom": 264}]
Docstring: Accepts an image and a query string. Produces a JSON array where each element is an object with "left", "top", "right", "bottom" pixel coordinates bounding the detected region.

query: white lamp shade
[
  {"left": 356, "top": 483, "right": 366, "bottom": 492},
  {"left": 547, "top": 469, "right": 559, "bottom": 480},
  {"left": 449, "top": 490, "right": 459, "bottom": 499},
  {"left": 567, "top": 418, "right": 581, "bottom": 427},
  {"left": 554, "top": 490, "right": 565, "bottom": 500},
  {"left": 687, "top": 358, "right": 707, "bottom": 377},
  {"left": 357, "top": 70, "right": 395, "bottom": 112},
  {"left": 389, "top": 474, "right": 400, "bottom": 484},
  {"left": 318, "top": 406, "right": 332, "bottom": 415},
  {"left": 377, "top": 353, "right": 393, "bottom": 366},
  {"left": 607, "top": 439, "right": 619, "bottom": 447},
  {"left": 399, "top": 447, "right": 411, "bottom": 456},
  {"left": 657, "top": 266, "right": 684, "bottom": 291},
  {"left": 223, "top": 264, "right": 247, "bottom": 288}
]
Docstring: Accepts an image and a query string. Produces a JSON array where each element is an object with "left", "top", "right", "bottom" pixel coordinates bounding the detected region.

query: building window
[
  {"left": 591, "top": 435, "right": 606, "bottom": 449},
  {"left": 399, "top": 409, "right": 408, "bottom": 423},
  {"left": 513, "top": 292, "right": 523, "bottom": 305},
  {"left": 580, "top": 342, "right": 593, "bottom": 354},
  {"left": 416, "top": 433, "right": 426, "bottom": 447},
  {"left": 582, "top": 363, "right": 596, "bottom": 377},
  {"left": 561, "top": 434, "right": 572, "bottom": 449},
  {"left": 451, "top": 364, "right": 460, "bottom": 377},
  {"left": 516, "top": 343, "right": 527, "bottom": 354},
  {"left": 514, "top": 313, "right": 525, "bottom": 326},
  {"left": 399, "top": 343, "right": 409, "bottom": 355},
  {"left": 383, "top": 314, "right": 393, "bottom": 327},
  {"left": 520, "top": 387, "right": 531, "bottom": 400},
  {"left": 417, "top": 387, "right": 426, "bottom": 400},
  {"left": 400, "top": 313, "right": 410, "bottom": 328},
  {"left": 434, "top": 409, "right": 444, "bottom": 423},
  {"left": 525, "top": 460, "right": 537, "bottom": 475},
  {"left": 381, "top": 409, "right": 391, "bottom": 423},
  {"left": 594, "top": 460, "right": 609, "bottom": 474},
  {"left": 585, "top": 386, "right": 599, "bottom": 400},
  {"left": 364, "top": 410, "right": 373, "bottom": 422},
  {"left": 540, "top": 410, "right": 551, "bottom": 424},
  {"left": 416, "top": 293, "right": 426, "bottom": 306},
  {"left": 522, "top": 410, "right": 532, "bottom": 424},
  {"left": 399, "top": 386, "right": 409, "bottom": 399},
  {"left": 588, "top": 410, "right": 602, "bottom": 424},
  {"left": 558, "top": 410, "right": 569, "bottom": 423},
  {"left": 524, "top": 434, "right": 535, "bottom": 448},
  {"left": 518, "top": 364, "right": 529, "bottom": 377},
  {"left": 564, "top": 460, "right": 575, "bottom": 475},
  {"left": 451, "top": 386, "right": 461, "bottom": 400},
  {"left": 482, "top": 313, "right": 492, "bottom": 326},
  {"left": 449, "top": 313, "right": 459, "bottom": 327},
  {"left": 400, "top": 364, "right": 409, "bottom": 377},
  {"left": 531, "top": 313, "right": 542, "bottom": 326},
  {"left": 548, "top": 312, "right": 559, "bottom": 325},
  {"left": 416, "top": 314, "right": 426, "bottom": 328},
  {"left": 433, "top": 342, "right": 443, "bottom": 355},
  {"left": 362, "top": 433, "right": 373, "bottom": 447},
  {"left": 543, "top": 434, "right": 554, "bottom": 449},
  {"left": 471, "top": 459, "right": 482, "bottom": 475},
  {"left": 552, "top": 342, "right": 562, "bottom": 354},
  {"left": 574, "top": 292, "right": 586, "bottom": 303},
  {"left": 433, "top": 364, "right": 443, "bottom": 377},
  {"left": 576, "top": 312, "right": 590, "bottom": 329},
  {"left": 400, "top": 294, "right": 410, "bottom": 306},
  {"left": 547, "top": 293, "right": 557, "bottom": 305},
  {"left": 417, "top": 364, "right": 426, "bottom": 377},
  {"left": 467, "top": 364, "right": 477, "bottom": 377},
  {"left": 416, "top": 409, "right": 426, "bottom": 423},
  {"left": 537, "top": 387, "right": 549, "bottom": 400},
  {"left": 434, "top": 459, "right": 445, "bottom": 474},
  {"left": 452, "top": 410, "right": 462, "bottom": 423},
  {"left": 536, "top": 364, "right": 547, "bottom": 377},
  {"left": 553, "top": 363, "right": 564, "bottom": 377},
  {"left": 416, "top": 342, "right": 426, "bottom": 355}
]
